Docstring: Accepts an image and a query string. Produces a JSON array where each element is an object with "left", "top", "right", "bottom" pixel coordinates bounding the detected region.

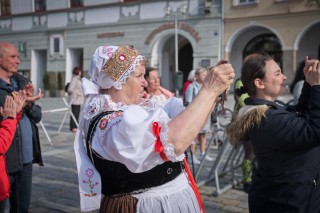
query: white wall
[
  {"left": 85, "top": 7, "right": 120, "bottom": 25},
  {"left": 12, "top": 17, "right": 33, "bottom": 31},
  {"left": 46, "top": 0, "right": 68, "bottom": 10},
  {"left": 11, "top": 0, "right": 32, "bottom": 14}
]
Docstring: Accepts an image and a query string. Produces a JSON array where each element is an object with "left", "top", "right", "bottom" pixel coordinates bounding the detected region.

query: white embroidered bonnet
[{"left": 88, "top": 45, "right": 144, "bottom": 90}]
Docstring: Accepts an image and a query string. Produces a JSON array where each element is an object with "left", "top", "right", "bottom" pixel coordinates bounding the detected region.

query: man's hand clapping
[{"left": 23, "top": 83, "right": 44, "bottom": 104}]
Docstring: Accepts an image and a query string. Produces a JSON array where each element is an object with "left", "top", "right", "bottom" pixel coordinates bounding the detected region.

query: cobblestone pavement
[{"left": 5, "top": 94, "right": 292, "bottom": 213}]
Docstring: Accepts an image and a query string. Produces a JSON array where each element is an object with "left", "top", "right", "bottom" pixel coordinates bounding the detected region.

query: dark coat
[
  {"left": 0, "top": 80, "right": 43, "bottom": 174},
  {"left": 228, "top": 83, "right": 320, "bottom": 213}
]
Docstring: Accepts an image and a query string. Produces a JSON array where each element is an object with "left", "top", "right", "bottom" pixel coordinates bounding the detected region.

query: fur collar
[{"left": 227, "top": 105, "right": 269, "bottom": 145}]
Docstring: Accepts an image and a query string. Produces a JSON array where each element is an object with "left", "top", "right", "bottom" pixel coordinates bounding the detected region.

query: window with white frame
[
  {"left": 49, "top": 34, "right": 64, "bottom": 57},
  {"left": 0, "top": 0, "right": 11, "bottom": 16}
]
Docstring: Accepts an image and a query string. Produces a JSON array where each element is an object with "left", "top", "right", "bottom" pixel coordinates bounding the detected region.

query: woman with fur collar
[{"left": 227, "top": 52, "right": 320, "bottom": 213}]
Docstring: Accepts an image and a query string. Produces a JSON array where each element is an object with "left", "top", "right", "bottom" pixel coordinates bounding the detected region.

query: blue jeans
[{"left": 9, "top": 163, "right": 33, "bottom": 213}]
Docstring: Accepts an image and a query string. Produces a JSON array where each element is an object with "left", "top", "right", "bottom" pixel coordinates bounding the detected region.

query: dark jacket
[
  {"left": 0, "top": 80, "right": 43, "bottom": 174},
  {"left": 228, "top": 83, "right": 320, "bottom": 213}
]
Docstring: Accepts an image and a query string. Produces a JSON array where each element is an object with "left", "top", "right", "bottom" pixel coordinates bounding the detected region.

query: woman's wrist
[{"left": 198, "top": 87, "right": 220, "bottom": 102}]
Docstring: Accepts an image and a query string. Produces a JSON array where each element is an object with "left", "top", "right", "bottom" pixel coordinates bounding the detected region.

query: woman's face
[
  {"left": 196, "top": 71, "right": 207, "bottom": 83},
  {"left": 146, "top": 70, "right": 160, "bottom": 91},
  {"left": 120, "top": 64, "right": 148, "bottom": 105},
  {"left": 257, "top": 60, "right": 287, "bottom": 100}
]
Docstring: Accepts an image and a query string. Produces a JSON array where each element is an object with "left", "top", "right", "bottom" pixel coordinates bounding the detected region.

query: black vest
[{"left": 86, "top": 111, "right": 184, "bottom": 196}]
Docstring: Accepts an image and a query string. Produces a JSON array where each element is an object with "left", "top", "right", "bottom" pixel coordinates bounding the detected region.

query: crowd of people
[
  {"left": 227, "top": 53, "right": 320, "bottom": 212},
  {"left": 1, "top": 41, "right": 320, "bottom": 213}
]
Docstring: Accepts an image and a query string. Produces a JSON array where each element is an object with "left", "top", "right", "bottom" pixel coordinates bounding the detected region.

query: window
[
  {"left": 34, "top": 0, "right": 46, "bottom": 12},
  {"left": 49, "top": 34, "right": 64, "bottom": 57},
  {"left": 70, "top": 0, "right": 83, "bottom": 8},
  {"left": 239, "top": 0, "right": 256, "bottom": 3},
  {"left": 233, "top": 0, "right": 257, "bottom": 6},
  {"left": 53, "top": 38, "right": 60, "bottom": 53},
  {"left": 0, "top": 0, "right": 11, "bottom": 16}
]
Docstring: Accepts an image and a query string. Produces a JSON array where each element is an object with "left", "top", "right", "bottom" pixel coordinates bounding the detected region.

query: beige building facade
[{"left": 223, "top": 0, "right": 320, "bottom": 83}]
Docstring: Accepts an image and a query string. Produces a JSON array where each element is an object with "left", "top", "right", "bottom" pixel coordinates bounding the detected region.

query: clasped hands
[
  {"left": 0, "top": 92, "right": 26, "bottom": 119},
  {"left": 0, "top": 83, "right": 43, "bottom": 119}
]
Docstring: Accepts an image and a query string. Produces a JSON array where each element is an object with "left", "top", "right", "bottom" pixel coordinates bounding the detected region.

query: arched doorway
[
  {"left": 158, "top": 34, "right": 193, "bottom": 93},
  {"left": 243, "top": 33, "right": 283, "bottom": 69}
]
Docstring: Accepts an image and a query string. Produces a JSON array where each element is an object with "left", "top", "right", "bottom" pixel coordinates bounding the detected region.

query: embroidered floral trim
[
  {"left": 139, "top": 98, "right": 155, "bottom": 114},
  {"left": 112, "top": 55, "right": 144, "bottom": 90},
  {"left": 99, "top": 118, "right": 108, "bottom": 130},
  {"left": 84, "top": 94, "right": 154, "bottom": 120},
  {"left": 83, "top": 95, "right": 126, "bottom": 119},
  {"left": 82, "top": 168, "right": 99, "bottom": 197},
  {"left": 102, "top": 46, "right": 140, "bottom": 82},
  {"left": 98, "top": 112, "right": 123, "bottom": 132}
]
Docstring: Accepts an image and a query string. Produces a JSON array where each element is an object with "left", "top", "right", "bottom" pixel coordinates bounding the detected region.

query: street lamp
[{"left": 165, "top": 4, "right": 188, "bottom": 96}]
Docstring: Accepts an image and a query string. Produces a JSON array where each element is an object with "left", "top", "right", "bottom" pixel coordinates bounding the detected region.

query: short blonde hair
[{"left": 195, "top": 67, "right": 208, "bottom": 76}]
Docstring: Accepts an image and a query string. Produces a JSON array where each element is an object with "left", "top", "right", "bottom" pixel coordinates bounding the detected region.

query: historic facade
[
  {"left": 0, "top": 0, "right": 319, "bottom": 96},
  {"left": 0, "top": 0, "right": 223, "bottom": 96},
  {"left": 223, "top": 0, "right": 320, "bottom": 83}
]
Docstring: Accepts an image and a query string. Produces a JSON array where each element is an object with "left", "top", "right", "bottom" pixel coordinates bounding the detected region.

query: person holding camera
[{"left": 227, "top": 52, "right": 320, "bottom": 212}]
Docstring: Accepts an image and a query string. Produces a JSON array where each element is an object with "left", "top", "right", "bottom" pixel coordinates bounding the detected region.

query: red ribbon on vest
[
  {"left": 152, "top": 122, "right": 205, "bottom": 212},
  {"left": 184, "top": 158, "right": 206, "bottom": 213},
  {"left": 152, "top": 122, "right": 168, "bottom": 161}
]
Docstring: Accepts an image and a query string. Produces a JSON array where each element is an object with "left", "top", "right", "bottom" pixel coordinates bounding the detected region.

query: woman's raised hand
[
  {"left": 202, "top": 60, "right": 235, "bottom": 97},
  {"left": 304, "top": 56, "right": 320, "bottom": 86}
]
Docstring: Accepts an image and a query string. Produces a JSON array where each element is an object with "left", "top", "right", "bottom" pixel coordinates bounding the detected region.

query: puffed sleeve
[
  {"left": 162, "top": 97, "right": 184, "bottom": 118},
  {"left": 91, "top": 104, "right": 185, "bottom": 173}
]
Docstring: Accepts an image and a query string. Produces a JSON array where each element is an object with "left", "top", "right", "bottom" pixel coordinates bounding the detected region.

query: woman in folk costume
[
  {"left": 227, "top": 53, "right": 320, "bottom": 212},
  {"left": 74, "top": 45, "right": 234, "bottom": 212}
]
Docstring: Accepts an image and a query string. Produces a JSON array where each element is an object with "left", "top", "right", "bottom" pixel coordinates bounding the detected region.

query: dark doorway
[
  {"left": 243, "top": 34, "right": 283, "bottom": 69},
  {"left": 178, "top": 43, "right": 193, "bottom": 83}
]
